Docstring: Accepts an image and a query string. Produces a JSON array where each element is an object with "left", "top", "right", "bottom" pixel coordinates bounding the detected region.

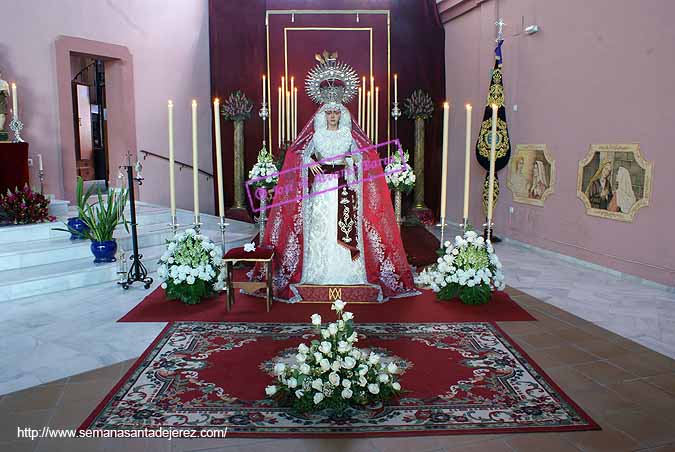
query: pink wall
[
  {"left": 0, "top": 0, "right": 214, "bottom": 214},
  {"left": 444, "top": 0, "right": 675, "bottom": 286}
]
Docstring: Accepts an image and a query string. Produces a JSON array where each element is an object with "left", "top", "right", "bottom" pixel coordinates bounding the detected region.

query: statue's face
[{"left": 325, "top": 109, "right": 341, "bottom": 129}]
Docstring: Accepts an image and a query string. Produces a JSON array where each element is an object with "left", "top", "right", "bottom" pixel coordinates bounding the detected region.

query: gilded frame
[{"left": 576, "top": 143, "right": 652, "bottom": 222}]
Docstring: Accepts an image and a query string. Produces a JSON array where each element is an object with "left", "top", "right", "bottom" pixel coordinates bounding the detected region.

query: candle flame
[
  {"left": 394, "top": 73, "right": 398, "bottom": 79},
  {"left": 214, "top": 97, "right": 220, "bottom": 104},
  {"left": 443, "top": 102, "right": 449, "bottom": 108},
  {"left": 192, "top": 99, "right": 197, "bottom": 106},
  {"left": 466, "top": 103, "right": 472, "bottom": 110},
  {"left": 11, "top": 82, "right": 16, "bottom": 88},
  {"left": 168, "top": 100, "right": 173, "bottom": 107}
]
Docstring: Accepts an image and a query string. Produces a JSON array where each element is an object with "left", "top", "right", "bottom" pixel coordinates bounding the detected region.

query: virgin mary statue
[{"left": 249, "top": 53, "right": 417, "bottom": 302}]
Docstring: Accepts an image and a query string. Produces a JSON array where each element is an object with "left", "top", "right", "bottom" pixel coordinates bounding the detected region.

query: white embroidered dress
[{"left": 299, "top": 105, "right": 369, "bottom": 285}]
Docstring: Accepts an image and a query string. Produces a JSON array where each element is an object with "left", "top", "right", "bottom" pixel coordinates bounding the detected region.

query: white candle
[
  {"left": 394, "top": 74, "right": 398, "bottom": 104},
  {"left": 278, "top": 86, "right": 282, "bottom": 147},
  {"left": 286, "top": 91, "right": 293, "bottom": 141},
  {"left": 358, "top": 87, "right": 362, "bottom": 126},
  {"left": 487, "top": 104, "right": 498, "bottom": 224},
  {"left": 192, "top": 99, "right": 199, "bottom": 218},
  {"left": 375, "top": 86, "right": 379, "bottom": 144},
  {"left": 214, "top": 98, "right": 224, "bottom": 218},
  {"left": 440, "top": 102, "right": 449, "bottom": 220},
  {"left": 293, "top": 87, "right": 298, "bottom": 139},
  {"left": 11, "top": 83, "right": 18, "bottom": 119},
  {"left": 366, "top": 91, "right": 371, "bottom": 139},
  {"left": 463, "top": 104, "right": 472, "bottom": 220},
  {"left": 280, "top": 77, "right": 285, "bottom": 144},
  {"left": 262, "top": 75, "right": 266, "bottom": 105},
  {"left": 38, "top": 154, "right": 43, "bottom": 171},
  {"left": 361, "top": 76, "right": 366, "bottom": 127},
  {"left": 168, "top": 100, "right": 176, "bottom": 217},
  {"left": 370, "top": 76, "right": 375, "bottom": 141},
  {"left": 290, "top": 77, "right": 294, "bottom": 136}
]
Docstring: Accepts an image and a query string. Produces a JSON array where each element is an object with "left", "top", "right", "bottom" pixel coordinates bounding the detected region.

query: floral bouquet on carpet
[
  {"left": 0, "top": 185, "right": 55, "bottom": 224},
  {"left": 157, "top": 229, "right": 225, "bottom": 305},
  {"left": 415, "top": 230, "right": 505, "bottom": 305},
  {"left": 384, "top": 150, "right": 416, "bottom": 194},
  {"left": 265, "top": 300, "right": 401, "bottom": 414}
]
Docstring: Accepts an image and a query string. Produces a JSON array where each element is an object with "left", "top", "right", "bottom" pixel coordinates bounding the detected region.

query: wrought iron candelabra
[{"left": 118, "top": 154, "right": 153, "bottom": 290}]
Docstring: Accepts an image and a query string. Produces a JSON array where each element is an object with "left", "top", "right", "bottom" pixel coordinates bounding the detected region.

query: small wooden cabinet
[{"left": 0, "top": 142, "right": 30, "bottom": 194}]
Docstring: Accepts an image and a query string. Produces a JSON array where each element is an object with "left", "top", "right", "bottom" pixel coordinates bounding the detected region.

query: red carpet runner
[
  {"left": 118, "top": 284, "right": 534, "bottom": 323},
  {"left": 80, "top": 321, "right": 598, "bottom": 437}
]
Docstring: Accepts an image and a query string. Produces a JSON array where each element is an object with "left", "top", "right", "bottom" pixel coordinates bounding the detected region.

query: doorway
[{"left": 71, "top": 57, "right": 108, "bottom": 191}]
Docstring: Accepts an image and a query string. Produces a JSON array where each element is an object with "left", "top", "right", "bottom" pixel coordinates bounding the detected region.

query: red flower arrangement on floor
[{"left": 0, "top": 185, "right": 55, "bottom": 224}]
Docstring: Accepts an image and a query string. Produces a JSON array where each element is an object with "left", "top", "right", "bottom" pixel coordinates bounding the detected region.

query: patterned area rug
[{"left": 80, "top": 322, "right": 598, "bottom": 437}]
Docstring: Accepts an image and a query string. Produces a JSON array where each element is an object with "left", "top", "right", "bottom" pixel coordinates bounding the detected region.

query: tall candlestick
[
  {"left": 11, "top": 83, "right": 18, "bottom": 119},
  {"left": 394, "top": 74, "right": 398, "bottom": 104},
  {"left": 286, "top": 91, "right": 293, "bottom": 141},
  {"left": 366, "top": 91, "right": 371, "bottom": 140},
  {"left": 290, "top": 77, "right": 294, "bottom": 135},
  {"left": 262, "top": 75, "right": 266, "bottom": 105},
  {"left": 293, "top": 87, "right": 298, "bottom": 139},
  {"left": 375, "top": 87, "right": 379, "bottom": 144},
  {"left": 214, "top": 98, "right": 224, "bottom": 217},
  {"left": 191, "top": 99, "right": 199, "bottom": 218},
  {"left": 37, "top": 153, "right": 43, "bottom": 171},
  {"left": 463, "top": 104, "right": 472, "bottom": 222},
  {"left": 362, "top": 76, "right": 366, "bottom": 123},
  {"left": 358, "top": 87, "right": 362, "bottom": 126},
  {"left": 278, "top": 86, "right": 283, "bottom": 147},
  {"left": 487, "top": 104, "right": 498, "bottom": 224},
  {"left": 440, "top": 102, "right": 450, "bottom": 221},
  {"left": 370, "top": 76, "right": 375, "bottom": 141},
  {"left": 280, "top": 77, "right": 285, "bottom": 145},
  {"left": 167, "top": 100, "right": 176, "bottom": 217}
]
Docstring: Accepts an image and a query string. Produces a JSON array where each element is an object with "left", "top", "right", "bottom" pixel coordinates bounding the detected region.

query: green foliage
[
  {"left": 54, "top": 177, "right": 128, "bottom": 242},
  {"left": 438, "top": 282, "right": 491, "bottom": 305},
  {"left": 164, "top": 277, "right": 215, "bottom": 305}
]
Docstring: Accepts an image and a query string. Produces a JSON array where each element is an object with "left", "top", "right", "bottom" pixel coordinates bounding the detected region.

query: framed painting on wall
[
  {"left": 576, "top": 144, "right": 652, "bottom": 222},
  {"left": 506, "top": 144, "right": 555, "bottom": 207}
]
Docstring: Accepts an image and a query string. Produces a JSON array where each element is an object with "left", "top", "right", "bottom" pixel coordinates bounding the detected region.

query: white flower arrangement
[
  {"left": 157, "top": 228, "right": 225, "bottom": 304},
  {"left": 415, "top": 230, "right": 505, "bottom": 305},
  {"left": 265, "top": 300, "right": 402, "bottom": 414},
  {"left": 248, "top": 145, "right": 279, "bottom": 189},
  {"left": 384, "top": 150, "right": 416, "bottom": 194}
]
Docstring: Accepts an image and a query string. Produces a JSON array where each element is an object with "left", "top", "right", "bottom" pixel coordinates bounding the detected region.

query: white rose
[
  {"left": 296, "top": 353, "right": 307, "bottom": 363},
  {"left": 274, "top": 363, "right": 286, "bottom": 375},
  {"left": 337, "top": 341, "right": 350, "bottom": 354},
  {"left": 350, "top": 349, "right": 361, "bottom": 360},
  {"left": 298, "top": 343, "right": 310, "bottom": 354},
  {"left": 314, "top": 352, "right": 323, "bottom": 362},
  {"left": 337, "top": 320, "right": 345, "bottom": 331},
  {"left": 331, "top": 360, "right": 341, "bottom": 372},
  {"left": 313, "top": 392, "right": 325, "bottom": 405},
  {"left": 287, "top": 377, "right": 298, "bottom": 388},
  {"left": 328, "top": 323, "right": 338, "bottom": 336},
  {"left": 328, "top": 372, "right": 340, "bottom": 386},
  {"left": 387, "top": 362, "right": 398, "bottom": 374},
  {"left": 319, "top": 342, "right": 332, "bottom": 354},
  {"left": 368, "top": 383, "right": 380, "bottom": 394},
  {"left": 311, "top": 379, "right": 323, "bottom": 391},
  {"left": 321, "top": 329, "right": 330, "bottom": 339},
  {"left": 368, "top": 353, "right": 380, "bottom": 365},
  {"left": 342, "top": 312, "right": 354, "bottom": 321},
  {"left": 341, "top": 388, "right": 353, "bottom": 399},
  {"left": 331, "top": 299, "right": 346, "bottom": 312},
  {"left": 161, "top": 282, "right": 167, "bottom": 289},
  {"left": 392, "top": 381, "right": 401, "bottom": 391},
  {"left": 346, "top": 332, "right": 358, "bottom": 343},
  {"left": 343, "top": 356, "right": 357, "bottom": 369},
  {"left": 319, "top": 359, "right": 331, "bottom": 372},
  {"left": 310, "top": 314, "right": 322, "bottom": 326},
  {"left": 299, "top": 363, "right": 311, "bottom": 374},
  {"left": 265, "top": 385, "right": 277, "bottom": 396},
  {"left": 378, "top": 373, "right": 390, "bottom": 383},
  {"left": 186, "top": 275, "right": 195, "bottom": 285},
  {"left": 359, "top": 376, "right": 367, "bottom": 387},
  {"left": 358, "top": 365, "right": 369, "bottom": 376},
  {"left": 342, "top": 379, "right": 351, "bottom": 388},
  {"left": 295, "top": 389, "right": 305, "bottom": 399}
]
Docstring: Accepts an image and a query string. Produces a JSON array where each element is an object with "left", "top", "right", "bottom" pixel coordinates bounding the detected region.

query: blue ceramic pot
[
  {"left": 67, "top": 217, "right": 89, "bottom": 240},
  {"left": 90, "top": 240, "right": 117, "bottom": 263}
]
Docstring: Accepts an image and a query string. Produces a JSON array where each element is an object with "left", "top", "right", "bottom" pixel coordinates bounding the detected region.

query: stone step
[{"left": 0, "top": 228, "right": 255, "bottom": 302}]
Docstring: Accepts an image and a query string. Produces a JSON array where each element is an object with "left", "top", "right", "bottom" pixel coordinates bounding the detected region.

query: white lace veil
[{"left": 313, "top": 103, "right": 352, "bottom": 132}]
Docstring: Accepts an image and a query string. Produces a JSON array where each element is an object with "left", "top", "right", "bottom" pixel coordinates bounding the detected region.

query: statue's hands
[{"left": 310, "top": 162, "right": 323, "bottom": 175}]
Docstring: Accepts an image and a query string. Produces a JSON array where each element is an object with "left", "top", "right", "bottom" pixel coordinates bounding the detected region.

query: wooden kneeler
[{"left": 223, "top": 246, "right": 274, "bottom": 312}]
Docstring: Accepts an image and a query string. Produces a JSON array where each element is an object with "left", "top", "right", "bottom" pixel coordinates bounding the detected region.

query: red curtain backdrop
[{"left": 209, "top": 0, "right": 445, "bottom": 218}]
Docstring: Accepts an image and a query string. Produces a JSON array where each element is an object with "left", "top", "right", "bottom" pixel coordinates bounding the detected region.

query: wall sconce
[{"left": 524, "top": 25, "right": 540, "bottom": 35}]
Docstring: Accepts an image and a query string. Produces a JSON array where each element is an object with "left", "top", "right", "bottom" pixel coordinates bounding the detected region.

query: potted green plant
[
  {"left": 66, "top": 176, "right": 97, "bottom": 240},
  {"left": 55, "top": 177, "right": 129, "bottom": 263}
]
